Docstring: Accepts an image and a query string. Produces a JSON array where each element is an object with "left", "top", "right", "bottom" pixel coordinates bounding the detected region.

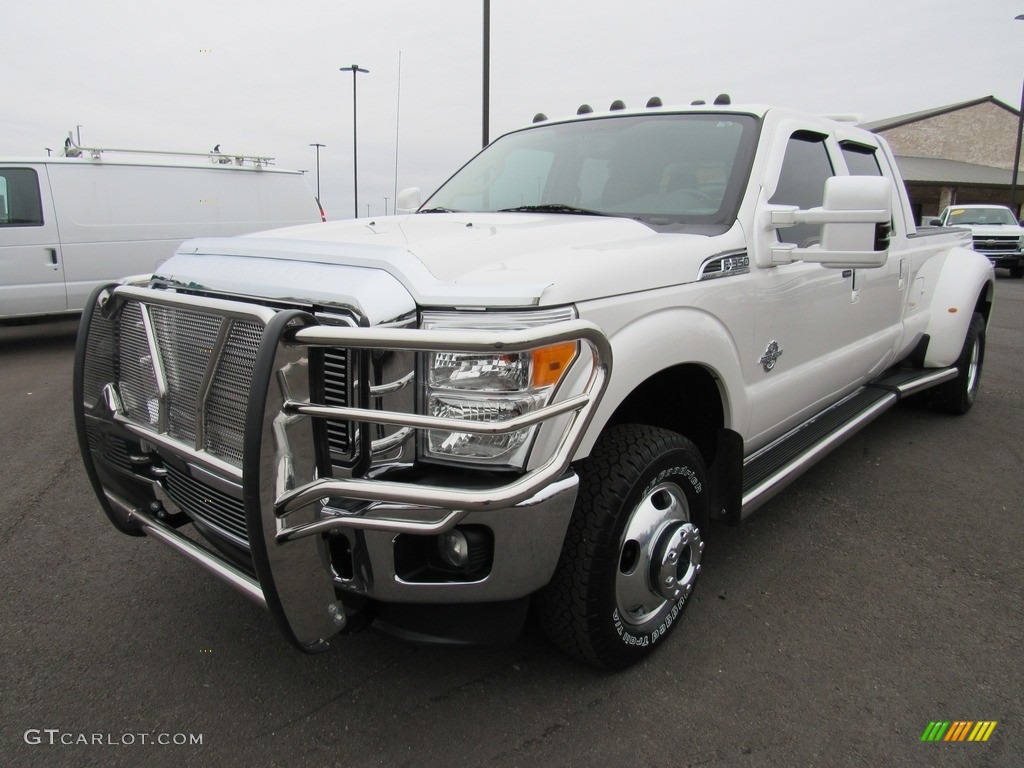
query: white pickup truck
[
  {"left": 931, "top": 204, "right": 1024, "bottom": 278},
  {"left": 74, "top": 101, "right": 994, "bottom": 669}
]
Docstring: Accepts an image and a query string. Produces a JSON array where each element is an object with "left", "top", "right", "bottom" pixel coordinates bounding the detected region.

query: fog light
[{"left": 439, "top": 529, "right": 469, "bottom": 569}]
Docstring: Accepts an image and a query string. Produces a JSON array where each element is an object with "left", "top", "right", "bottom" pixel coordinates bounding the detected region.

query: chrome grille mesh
[
  {"left": 117, "top": 302, "right": 160, "bottom": 426},
  {"left": 149, "top": 306, "right": 222, "bottom": 446},
  {"left": 164, "top": 464, "right": 248, "bottom": 544},
  {"left": 115, "top": 301, "right": 263, "bottom": 467},
  {"left": 82, "top": 307, "right": 116, "bottom": 409},
  {"left": 205, "top": 322, "right": 262, "bottom": 465}
]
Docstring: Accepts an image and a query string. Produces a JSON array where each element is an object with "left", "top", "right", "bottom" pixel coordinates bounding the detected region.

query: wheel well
[
  {"left": 974, "top": 281, "right": 994, "bottom": 324},
  {"left": 606, "top": 364, "right": 725, "bottom": 465}
]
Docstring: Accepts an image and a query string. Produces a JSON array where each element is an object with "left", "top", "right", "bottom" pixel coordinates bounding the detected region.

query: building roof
[
  {"left": 860, "top": 96, "right": 1020, "bottom": 132},
  {"left": 893, "top": 155, "right": 1016, "bottom": 187}
]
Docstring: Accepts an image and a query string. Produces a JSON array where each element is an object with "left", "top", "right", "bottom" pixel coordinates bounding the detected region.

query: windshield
[
  {"left": 422, "top": 113, "right": 760, "bottom": 232},
  {"left": 946, "top": 207, "right": 1018, "bottom": 226}
]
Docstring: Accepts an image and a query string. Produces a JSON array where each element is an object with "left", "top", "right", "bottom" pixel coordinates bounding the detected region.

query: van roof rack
[{"left": 61, "top": 135, "right": 275, "bottom": 167}]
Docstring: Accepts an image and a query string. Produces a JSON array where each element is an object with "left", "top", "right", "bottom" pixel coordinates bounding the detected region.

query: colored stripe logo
[{"left": 921, "top": 721, "right": 997, "bottom": 742}]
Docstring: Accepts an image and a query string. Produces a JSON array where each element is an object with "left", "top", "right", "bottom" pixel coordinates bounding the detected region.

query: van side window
[
  {"left": 840, "top": 142, "right": 883, "bottom": 176},
  {"left": 0, "top": 168, "right": 44, "bottom": 227},
  {"left": 770, "top": 131, "right": 833, "bottom": 245}
]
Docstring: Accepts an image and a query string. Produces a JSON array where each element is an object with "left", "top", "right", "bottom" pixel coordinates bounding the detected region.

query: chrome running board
[{"left": 740, "top": 367, "right": 957, "bottom": 518}]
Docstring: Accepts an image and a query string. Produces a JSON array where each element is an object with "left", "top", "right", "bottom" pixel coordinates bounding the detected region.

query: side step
[{"left": 738, "top": 367, "right": 957, "bottom": 520}]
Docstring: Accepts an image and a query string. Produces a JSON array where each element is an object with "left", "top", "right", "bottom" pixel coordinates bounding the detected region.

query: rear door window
[{"left": 840, "top": 142, "right": 883, "bottom": 176}]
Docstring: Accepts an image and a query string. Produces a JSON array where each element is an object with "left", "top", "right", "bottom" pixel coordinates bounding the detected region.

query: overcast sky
[{"left": 3, "top": 0, "right": 1022, "bottom": 219}]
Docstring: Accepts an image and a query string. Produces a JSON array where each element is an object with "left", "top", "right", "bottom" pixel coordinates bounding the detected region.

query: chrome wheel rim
[
  {"left": 965, "top": 335, "right": 981, "bottom": 400},
  {"left": 615, "top": 481, "right": 703, "bottom": 625}
]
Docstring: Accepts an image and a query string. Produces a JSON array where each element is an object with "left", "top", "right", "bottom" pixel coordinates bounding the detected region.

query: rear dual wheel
[
  {"left": 931, "top": 311, "right": 985, "bottom": 415},
  {"left": 538, "top": 425, "right": 708, "bottom": 669}
]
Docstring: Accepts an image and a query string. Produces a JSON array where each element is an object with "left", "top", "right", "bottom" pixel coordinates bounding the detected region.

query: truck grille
[
  {"left": 115, "top": 302, "right": 262, "bottom": 467},
  {"left": 972, "top": 235, "right": 1020, "bottom": 254},
  {"left": 323, "top": 347, "right": 354, "bottom": 461},
  {"left": 163, "top": 464, "right": 248, "bottom": 546}
]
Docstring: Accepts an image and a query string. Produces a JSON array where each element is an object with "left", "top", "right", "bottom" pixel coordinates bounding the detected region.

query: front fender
[
  {"left": 922, "top": 246, "right": 994, "bottom": 367},
  {"left": 575, "top": 306, "right": 746, "bottom": 458}
]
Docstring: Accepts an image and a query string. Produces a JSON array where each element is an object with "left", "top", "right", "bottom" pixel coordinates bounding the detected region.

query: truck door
[
  {"left": 746, "top": 128, "right": 897, "bottom": 444},
  {"left": 834, "top": 140, "right": 903, "bottom": 368},
  {"left": 0, "top": 165, "right": 67, "bottom": 318},
  {"left": 746, "top": 130, "right": 851, "bottom": 442}
]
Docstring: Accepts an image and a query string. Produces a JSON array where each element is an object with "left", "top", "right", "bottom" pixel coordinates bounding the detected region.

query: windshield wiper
[
  {"left": 418, "top": 206, "right": 459, "bottom": 214},
  {"left": 496, "top": 203, "right": 612, "bottom": 217}
]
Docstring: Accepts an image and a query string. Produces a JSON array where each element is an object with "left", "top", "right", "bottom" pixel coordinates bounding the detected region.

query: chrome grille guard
[{"left": 74, "top": 283, "right": 611, "bottom": 652}]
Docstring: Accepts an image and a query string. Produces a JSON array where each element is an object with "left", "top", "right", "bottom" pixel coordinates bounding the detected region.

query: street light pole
[
  {"left": 1010, "top": 15, "right": 1024, "bottom": 218},
  {"left": 1011, "top": 79, "right": 1024, "bottom": 218},
  {"left": 308, "top": 142, "right": 326, "bottom": 203},
  {"left": 482, "top": 0, "right": 490, "bottom": 148},
  {"left": 341, "top": 65, "right": 369, "bottom": 219}
]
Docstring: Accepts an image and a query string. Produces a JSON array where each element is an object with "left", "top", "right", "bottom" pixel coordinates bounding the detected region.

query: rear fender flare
[{"left": 922, "top": 247, "right": 993, "bottom": 367}]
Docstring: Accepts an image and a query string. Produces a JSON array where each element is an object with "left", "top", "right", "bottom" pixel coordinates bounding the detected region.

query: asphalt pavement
[{"left": 1, "top": 279, "right": 1021, "bottom": 768}]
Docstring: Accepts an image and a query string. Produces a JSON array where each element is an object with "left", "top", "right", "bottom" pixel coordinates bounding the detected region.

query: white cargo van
[{"left": 0, "top": 146, "right": 322, "bottom": 320}]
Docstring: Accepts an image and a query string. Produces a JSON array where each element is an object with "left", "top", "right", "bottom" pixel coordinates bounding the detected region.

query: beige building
[{"left": 861, "top": 96, "right": 1023, "bottom": 224}]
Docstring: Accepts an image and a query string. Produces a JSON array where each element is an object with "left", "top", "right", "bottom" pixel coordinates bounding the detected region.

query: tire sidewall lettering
[
  {"left": 613, "top": 593, "right": 688, "bottom": 647},
  {"left": 611, "top": 457, "right": 704, "bottom": 649},
  {"left": 642, "top": 463, "right": 703, "bottom": 499}
]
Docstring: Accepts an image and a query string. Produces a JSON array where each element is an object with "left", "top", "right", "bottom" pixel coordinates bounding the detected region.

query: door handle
[{"left": 46, "top": 248, "right": 59, "bottom": 269}]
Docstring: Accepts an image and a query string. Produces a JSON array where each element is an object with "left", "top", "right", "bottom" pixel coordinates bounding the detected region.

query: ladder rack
[{"left": 62, "top": 135, "right": 275, "bottom": 167}]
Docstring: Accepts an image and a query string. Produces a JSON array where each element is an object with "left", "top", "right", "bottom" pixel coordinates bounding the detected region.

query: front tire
[
  {"left": 538, "top": 425, "right": 709, "bottom": 669},
  {"left": 930, "top": 311, "right": 985, "bottom": 415}
]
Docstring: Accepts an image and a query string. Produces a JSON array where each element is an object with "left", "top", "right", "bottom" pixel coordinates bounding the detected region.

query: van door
[{"left": 0, "top": 165, "right": 67, "bottom": 318}]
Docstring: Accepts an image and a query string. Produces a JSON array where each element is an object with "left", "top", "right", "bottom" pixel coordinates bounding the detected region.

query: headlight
[{"left": 420, "top": 308, "right": 579, "bottom": 469}]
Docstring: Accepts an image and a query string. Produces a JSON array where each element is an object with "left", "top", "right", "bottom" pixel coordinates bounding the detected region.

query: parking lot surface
[{"left": 2, "top": 279, "right": 1022, "bottom": 768}]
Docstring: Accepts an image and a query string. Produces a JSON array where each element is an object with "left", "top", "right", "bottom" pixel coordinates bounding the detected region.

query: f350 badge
[{"left": 759, "top": 340, "right": 783, "bottom": 373}]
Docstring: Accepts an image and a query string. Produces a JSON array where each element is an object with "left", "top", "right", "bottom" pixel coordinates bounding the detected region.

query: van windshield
[{"left": 422, "top": 113, "right": 760, "bottom": 233}]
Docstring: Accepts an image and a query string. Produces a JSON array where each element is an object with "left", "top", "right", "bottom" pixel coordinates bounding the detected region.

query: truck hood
[
  {"left": 959, "top": 223, "right": 1024, "bottom": 237},
  {"left": 165, "top": 213, "right": 738, "bottom": 315}
]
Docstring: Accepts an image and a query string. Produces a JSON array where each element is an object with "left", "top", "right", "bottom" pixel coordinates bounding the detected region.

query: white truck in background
[
  {"left": 74, "top": 101, "right": 994, "bottom": 669},
  {"left": 930, "top": 204, "right": 1024, "bottom": 278},
  {"left": 0, "top": 143, "right": 322, "bottom": 321}
]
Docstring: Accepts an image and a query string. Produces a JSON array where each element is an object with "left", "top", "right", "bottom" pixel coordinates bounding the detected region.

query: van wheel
[
  {"left": 931, "top": 312, "right": 985, "bottom": 415},
  {"left": 538, "top": 425, "right": 708, "bottom": 669}
]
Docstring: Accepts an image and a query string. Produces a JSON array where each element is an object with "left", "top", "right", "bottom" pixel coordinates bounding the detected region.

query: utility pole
[
  {"left": 308, "top": 142, "right": 326, "bottom": 203},
  {"left": 1010, "top": 15, "right": 1024, "bottom": 216},
  {"left": 341, "top": 65, "right": 369, "bottom": 218},
  {"left": 482, "top": 0, "right": 490, "bottom": 147}
]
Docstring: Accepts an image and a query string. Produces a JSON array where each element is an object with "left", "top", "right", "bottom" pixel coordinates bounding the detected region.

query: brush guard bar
[{"left": 74, "top": 284, "right": 611, "bottom": 652}]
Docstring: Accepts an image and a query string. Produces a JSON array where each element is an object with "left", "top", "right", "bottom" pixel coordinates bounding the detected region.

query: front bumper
[
  {"left": 74, "top": 283, "right": 610, "bottom": 652},
  {"left": 979, "top": 252, "right": 1023, "bottom": 270}
]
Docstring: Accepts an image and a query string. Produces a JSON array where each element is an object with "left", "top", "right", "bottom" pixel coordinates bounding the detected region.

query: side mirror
[
  {"left": 768, "top": 176, "right": 892, "bottom": 269},
  {"left": 927, "top": 218, "right": 942, "bottom": 227},
  {"left": 396, "top": 187, "right": 422, "bottom": 214}
]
